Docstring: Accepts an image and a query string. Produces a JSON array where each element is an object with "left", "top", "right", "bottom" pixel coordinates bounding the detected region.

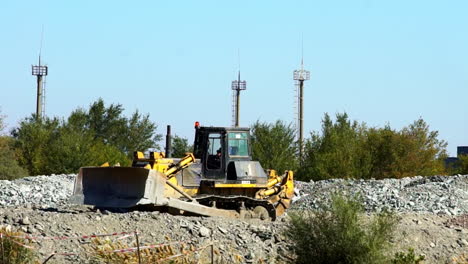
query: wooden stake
[
  {"left": 42, "top": 253, "right": 56, "bottom": 264},
  {"left": 1, "top": 233, "right": 5, "bottom": 264},
  {"left": 135, "top": 231, "right": 142, "bottom": 264},
  {"left": 211, "top": 232, "right": 214, "bottom": 264}
]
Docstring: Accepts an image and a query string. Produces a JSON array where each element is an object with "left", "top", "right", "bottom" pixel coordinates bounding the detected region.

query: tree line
[
  {"left": 251, "top": 113, "right": 455, "bottom": 181},
  {"left": 0, "top": 99, "right": 466, "bottom": 180},
  {"left": 0, "top": 99, "right": 160, "bottom": 179}
]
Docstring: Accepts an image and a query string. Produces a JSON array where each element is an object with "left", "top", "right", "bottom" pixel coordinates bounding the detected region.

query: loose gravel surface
[
  {"left": 293, "top": 175, "right": 468, "bottom": 216},
  {"left": 0, "top": 174, "right": 75, "bottom": 208},
  {"left": 0, "top": 174, "right": 467, "bottom": 263}
]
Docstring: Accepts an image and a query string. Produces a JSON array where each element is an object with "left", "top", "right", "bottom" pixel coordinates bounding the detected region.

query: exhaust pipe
[{"left": 165, "top": 125, "right": 172, "bottom": 158}]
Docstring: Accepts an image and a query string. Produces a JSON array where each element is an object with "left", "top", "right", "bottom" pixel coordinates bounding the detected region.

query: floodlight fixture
[{"left": 32, "top": 65, "right": 48, "bottom": 76}]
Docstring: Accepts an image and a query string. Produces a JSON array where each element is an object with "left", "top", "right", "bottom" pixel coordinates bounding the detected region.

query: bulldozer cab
[{"left": 193, "top": 125, "right": 266, "bottom": 183}]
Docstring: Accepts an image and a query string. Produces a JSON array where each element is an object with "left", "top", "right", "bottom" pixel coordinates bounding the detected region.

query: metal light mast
[
  {"left": 293, "top": 58, "right": 310, "bottom": 162},
  {"left": 231, "top": 71, "right": 246, "bottom": 127},
  {"left": 32, "top": 56, "right": 48, "bottom": 120}
]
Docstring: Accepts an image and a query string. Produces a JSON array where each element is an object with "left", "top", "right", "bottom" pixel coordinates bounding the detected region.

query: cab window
[
  {"left": 228, "top": 132, "right": 249, "bottom": 157},
  {"left": 206, "top": 133, "right": 222, "bottom": 169}
]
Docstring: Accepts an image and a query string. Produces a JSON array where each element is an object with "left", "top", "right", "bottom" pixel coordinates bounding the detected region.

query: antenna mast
[
  {"left": 231, "top": 51, "right": 246, "bottom": 127},
  {"left": 32, "top": 26, "right": 48, "bottom": 120},
  {"left": 293, "top": 40, "right": 310, "bottom": 162}
]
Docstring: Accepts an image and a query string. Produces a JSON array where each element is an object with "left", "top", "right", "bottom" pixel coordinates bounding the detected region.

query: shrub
[
  {"left": 0, "top": 226, "right": 37, "bottom": 264},
  {"left": 391, "top": 248, "right": 425, "bottom": 264},
  {"left": 285, "top": 193, "right": 397, "bottom": 264}
]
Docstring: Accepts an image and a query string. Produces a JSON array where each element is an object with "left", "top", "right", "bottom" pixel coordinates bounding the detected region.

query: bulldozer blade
[
  {"left": 70, "top": 167, "right": 167, "bottom": 208},
  {"left": 69, "top": 166, "right": 244, "bottom": 219}
]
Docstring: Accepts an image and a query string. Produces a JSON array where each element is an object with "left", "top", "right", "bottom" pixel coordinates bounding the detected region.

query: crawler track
[{"left": 195, "top": 195, "right": 277, "bottom": 221}]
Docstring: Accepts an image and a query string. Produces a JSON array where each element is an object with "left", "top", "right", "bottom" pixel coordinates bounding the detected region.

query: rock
[
  {"left": 27, "top": 226, "right": 37, "bottom": 234},
  {"left": 245, "top": 251, "right": 255, "bottom": 263},
  {"left": 218, "top": 227, "right": 228, "bottom": 234},
  {"left": 430, "top": 242, "right": 435, "bottom": 248},
  {"left": 458, "top": 239, "right": 468, "bottom": 247},
  {"left": 199, "top": 226, "right": 210, "bottom": 237},
  {"left": 20, "top": 217, "right": 31, "bottom": 225},
  {"left": 238, "top": 233, "right": 248, "bottom": 241},
  {"left": 274, "top": 234, "right": 285, "bottom": 243}
]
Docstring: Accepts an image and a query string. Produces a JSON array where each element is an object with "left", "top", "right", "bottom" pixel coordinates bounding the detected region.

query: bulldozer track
[{"left": 195, "top": 195, "right": 277, "bottom": 221}]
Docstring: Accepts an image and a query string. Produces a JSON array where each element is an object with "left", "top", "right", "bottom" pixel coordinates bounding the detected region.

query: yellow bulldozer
[{"left": 70, "top": 122, "right": 294, "bottom": 220}]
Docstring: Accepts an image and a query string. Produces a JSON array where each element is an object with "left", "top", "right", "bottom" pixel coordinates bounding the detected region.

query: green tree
[
  {"left": 363, "top": 126, "right": 401, "bottom": 179},
  {"left": 12, "top": 116, "right": 61, "bottom": 175},
  {"left": 42, "top": 126, "right": 130, "bottom": 174},
  {"left": 0, "top": 111, "right": 28, "bottom": 180},
  {"left": 68, "top": 98, "right": 161, "bottom": 155},
  {"left": 171, "top": 135, "right": 192, "bottom": 158},
  {"left": 458, "top": 155, "right": 468, "bottom": 174},
  {"left": 13, "top": 115, "right": 132, "bottom": 175},
  {"left": 297, "top": 113, "right": 371, "bottom": 181},
  {"left": 398, "top": 118, "right": 447, "bottom": 176},
  {"left": 363, "top": 119, "right": 447, "bottom": 179},
  {"left": 12, "top": 99, "right": 156, "bottom": 175},
  {"left": 251, "top": 120, "right": 298, "bottom": 174},
  {"left": 448, "top": 154, "right": 468, "bottom": 175},
  {"left": 297, "top": 113, "right": 447, "bottom": 181}
]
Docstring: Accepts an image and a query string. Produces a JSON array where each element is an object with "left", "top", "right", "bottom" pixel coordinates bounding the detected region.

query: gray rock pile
[
  {"left": 0, "top": 174, "right": 75, "bottom": 208},
  {"left": 293, "top": 174, "right": 468, "bottom": 215},
  {"left": 1, "top": 173, "right": 467, "bottom": 216}
]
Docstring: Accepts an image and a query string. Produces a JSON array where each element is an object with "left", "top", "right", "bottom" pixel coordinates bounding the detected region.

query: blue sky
[{"left": 1, "top": 1, "right": 467, "bottom": 155}]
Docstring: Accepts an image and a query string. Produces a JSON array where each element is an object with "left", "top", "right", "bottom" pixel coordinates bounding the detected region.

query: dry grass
[
  {"left": 451, "top": 253, "right": 468, "bottom": 264},
  {"left": 87, "top": 236, "right": 201, "bottom": 264},
  {"left": 0, "top": 226, "right": 38, "bottom": 264}
]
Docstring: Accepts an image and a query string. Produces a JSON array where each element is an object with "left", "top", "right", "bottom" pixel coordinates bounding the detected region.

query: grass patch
[
  {"left": 87, "top": 237, "right": 198, "bottom": 264},
  {"left": 391, "top": 248, "right": 425, "bottom": 264},
  {"left": 0, "top": 226, "right": 37, "bottom": 264}
]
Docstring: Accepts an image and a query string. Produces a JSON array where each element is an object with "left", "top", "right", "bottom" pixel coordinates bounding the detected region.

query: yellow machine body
[{"left": 71, "top": 126, "right": 295, "bottom": 220}]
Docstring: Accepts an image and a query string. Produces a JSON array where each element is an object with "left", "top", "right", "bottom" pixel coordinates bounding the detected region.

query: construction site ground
[
  {"left": 0, "top": 174, "right": 467, "bottom": 263},
  {"left": 0, "top": 206, "right": 466, "bottom": 263}
]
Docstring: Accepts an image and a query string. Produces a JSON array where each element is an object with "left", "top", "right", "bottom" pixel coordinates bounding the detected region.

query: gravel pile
[
  {"left": 0, "top": 174, "right": 75, "bottom": 208},
  {"left": 293, "top": 174, "right": 468, "bottom": 215},
  {"left": 1, "top": 173, "right": 467, "bottom": 216}
]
